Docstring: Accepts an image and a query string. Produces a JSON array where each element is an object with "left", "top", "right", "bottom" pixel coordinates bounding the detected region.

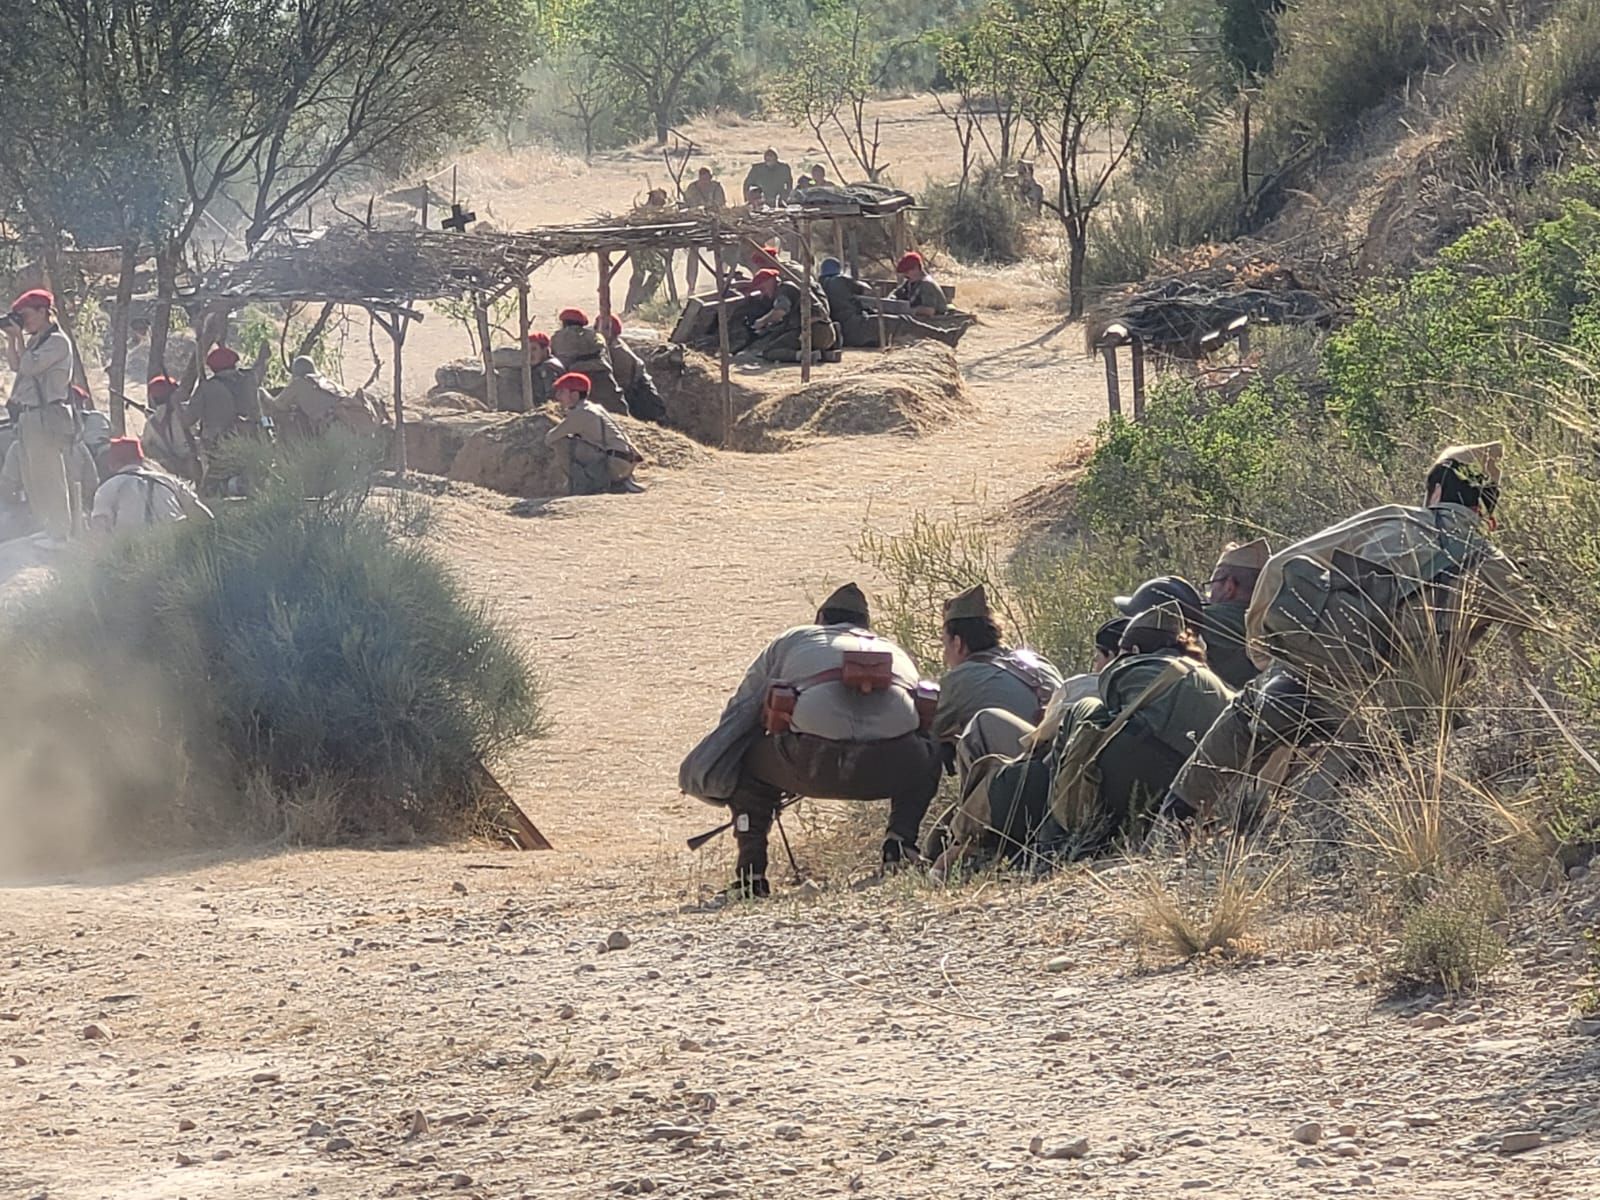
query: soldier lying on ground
[
  {"left": 1160, "top": 442, "right": 1539, "bottom": 831},
  {"left": 931, "top": 603, "right": 1233, "bottom": 879},
  {"left": 679, "top": 583, "right": 942, "bottom": 898},
  {"left": 542, "top": 370, "right": 643, "bottom": 496}
]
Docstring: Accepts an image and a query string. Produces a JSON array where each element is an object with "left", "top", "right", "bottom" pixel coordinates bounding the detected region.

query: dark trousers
[
  {"left": 727, "top": 730, "right": 942, "bottom": 874},
  {"left": 1170, "top": 667, "right": 1341, "bottom": 816}
]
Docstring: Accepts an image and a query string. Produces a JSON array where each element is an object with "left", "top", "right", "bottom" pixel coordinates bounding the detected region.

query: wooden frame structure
[{"left": 191, "top": 212, "right": 790, "bottom": 466}]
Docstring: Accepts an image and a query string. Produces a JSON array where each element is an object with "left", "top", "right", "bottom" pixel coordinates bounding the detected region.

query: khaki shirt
[
  {"left": 544, "top": 399, "right": 638, "bottom": 482},
  {"left": 727, "top": 624, "right": 922, "bottom": 743},
  {"left": 935, "top": 648, "right": 1063, "bottom": 743},
  {"left": 610, "top": 338, "right": 645, "bottom": 391},
  {"left": 550, "top": 325, "right": 612, "bottom": 371},
  {"left": 743, "top": 161, "right": 793, "bottom": 206},
  {"left": 9, "top": 325, "right": 74, "bottom": 409},
  {"left": 684, "top": 179, "right": 726, "bottom": 210},
  {"left": 193, "top": 368, "right": 263, "bottom": 440},
  {"left": 892, "top": 276, "right": 949, "bottom": 316},
  {"left": 1244, "top": 502, "right": 1535, "bottom": 670},
  {"left": 91, "top": 466, "right": 207, "bottom": 531},
  {"left": 1099, "top": 651, "right": 1234, "bottom": 761}
]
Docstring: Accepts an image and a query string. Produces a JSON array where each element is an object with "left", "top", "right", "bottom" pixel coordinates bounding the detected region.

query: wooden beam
[
  {"left": 712, "top": 218, "right": 733, "bottom": 450},
  {"left": 475, "top": 299, "right": 497, "bottom": 411},
  {"left": 597, "top": 250, "right": 614, "bottom": 341},
  {"left": 800, "top": 217, "right": 814, "bottom": 384},
  {"left": 517, "top": 282, "right": 533, "bottom": 412}
]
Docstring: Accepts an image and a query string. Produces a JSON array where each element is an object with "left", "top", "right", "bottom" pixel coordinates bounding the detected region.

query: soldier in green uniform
[
  {"left": 743, "top": 149, "right": 794, "bottom": 210},
  {"left": 1163, "top": 443, "right": 1537, "bottom": 827},
  {"left": 745, "top": 269, "right": 836, "bottom": 362},
  {"left": 820, "top": 258, "right": 963, "bottom": 349},
  {"left": 891, "top": 253, "right": 949, "bottom": 316},
  {"left": 1201, "top": 539, "right": 1271, "bottom": 689}
]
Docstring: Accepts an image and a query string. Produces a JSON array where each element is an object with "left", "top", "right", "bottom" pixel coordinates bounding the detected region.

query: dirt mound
[
  {"left": 654, "top": 342, "right": 971, "bottom": 452},
  {"left": 404, "top": 410, "right": 704, "bottom": 497}
]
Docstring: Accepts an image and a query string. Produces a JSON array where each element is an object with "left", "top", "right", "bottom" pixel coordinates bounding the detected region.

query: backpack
[
  {"left": 1045, "top": 658, "right": 1194, "bottom": 846},
  {"left": 1258, "top": 520, "right": 1480, "bottom": 683}
]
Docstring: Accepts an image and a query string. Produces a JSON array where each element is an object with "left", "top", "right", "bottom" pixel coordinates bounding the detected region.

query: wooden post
[
  {"left": 597, "top": 250, "right": 614, "bottom": 339},
  {"left": 1130, "top": 338, "right": 1146, "bottom": 421},
  {"left": 475, "top": 298, "right": 497, "bottom": 411},
  {"left": 800, "top": 218, "right": 814, "bottom": 383},
  {"left": 381, "top": 312, "right": 408, "bottom": 475},
  {"left": 1101, "top": 343, "right": 1122, "bottom": 417},
  {"left": 712, "top": 220, "right": 733, "bottom": 449},
  {"left": 833, "top": 220, "right": 845, "bottom": 266},
  {"left": 107, "top": 238, "right": 138, "bottom": 435},
  {"left": 517, "top": 281, "right": 533, "bottom": 412}
]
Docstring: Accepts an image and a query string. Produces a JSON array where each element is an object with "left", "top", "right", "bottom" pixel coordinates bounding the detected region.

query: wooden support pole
[
  {"left": 712, "top": 220, "right": 733, "bottom": 449},
  {"left": 597, "top": 250, "right": 614, "bottom": 341},
  {"left": 475, "top": 298, "right": 497, "bottom": 411},
  {"left": 391, "top": 315, "right": 408, "bottom": 475},
  {"left": 1130, "top": 338, "right": 1146, "bottom": 422},
  {"left": 833, "top": 220, "right": 845, "bottom": 266},
  {"left": 107, "top": 239, "right": 138, "bottom": 435},
  {"left": 1102, "top": 343, "right": 1122, "bottom": 417},
  {"left": 517, "top": 281, "right": 533, "bottom": 412},
  {"left": 800, "top": 218, "right": 814, "bottom": 383}
]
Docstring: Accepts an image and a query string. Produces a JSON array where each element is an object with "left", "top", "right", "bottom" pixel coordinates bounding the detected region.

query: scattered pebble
[
  {"left": 451, "top": 882, "right": 468, "bottom": 895},
  {"left": 1499, "top": 1131, "right": 1544, "bottom": 1155},
  {"left": 177, "top": 1118, "right": 196, "bottom": 1133},
  {"left": 775, "top": 1123, "right": 803, "bottom": 1141},
  {"left": 1292, "top": 1122, "right": 1323, "bottom": 1146},
  {"left": 1029, "top": 1134, "right": 1089, "bottom": 1160},
  {"left": 605, "top": 930, "right": 632, "bottom": 951},
  {"left": 249, "top": 1070, "right": 280, "bottom": 1084},
  {"left": 1044, "top": 955, "right": 1072, "bottom": 973},
  {"left": 323, "top": 1136, "right": 354, "bottom": 1153},
  {"left": 80, "top": 1023, "right": 111, "bottom": 1041}
]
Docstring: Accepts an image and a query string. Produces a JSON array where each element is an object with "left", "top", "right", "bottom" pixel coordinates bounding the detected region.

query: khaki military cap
[
  {"left": 1120, "top": 601, "right": 1184, "bottom": 646},
  {"left": 819, "top": 581, "right": 870, "bottom": 620},
  {"left": 943, "top": 584, "right": 991, "bottom": 621},
  {"left": 1433, "top": 441, "right": 1503, "bottom": 485},
  {"left": 1215, "top": 538, "right": 1271, "bottom": 574}
]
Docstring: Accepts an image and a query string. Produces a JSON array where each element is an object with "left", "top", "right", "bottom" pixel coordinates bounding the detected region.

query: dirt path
[{"left": 431, "top": 311, "right": 1099, "bottom": 859}]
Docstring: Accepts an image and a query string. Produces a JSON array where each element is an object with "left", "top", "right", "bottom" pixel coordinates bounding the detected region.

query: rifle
[
  {"left": 108, "top": 389, "right": 153, "bottom": 416},
  {"left": 686, "top": 794, "right": 802, "bottom": 851}
]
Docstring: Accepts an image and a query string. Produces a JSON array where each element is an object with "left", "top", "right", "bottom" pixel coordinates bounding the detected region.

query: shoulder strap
[{"left": 1084, "top": 658, "right": 1195, "bottom": 756}]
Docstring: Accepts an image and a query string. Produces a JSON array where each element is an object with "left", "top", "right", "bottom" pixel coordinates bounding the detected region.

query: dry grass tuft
[{"left": 1120, "top": 840, "right": 1286, "bottom": 961}]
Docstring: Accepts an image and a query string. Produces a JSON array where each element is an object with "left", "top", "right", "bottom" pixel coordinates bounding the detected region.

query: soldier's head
[
  {"left": 1114, "top": 575, "right": 1204, "bottom": 634},
  {"left": 1205, "top": 538, "right": 1271, "bottom": 605},
  {"left": 1120, "top": 602, "right": 1204, "bottom": 662},
  {"left": 552, "top": 371, "right": 591, "bottom": 410},
  {"left": 148, "top": 375, "right": 179, "bottom": 405},
  {"left": 205, "top": 345, "right": 240, "bottom": 374},
  {"left": 645, "top": 188, "right": 669, "bottom": 208},
  {"left": 9, "top": 288, "right": 54, "bottom": 335},
  {"left": 812, "top": 164, "right": 828, "bottom": 182},
  {"left": 290, "top": 355, "right": 316, "bottom": 378},
  {"left": 752, "top": 268, "right": 780, "bottom": 299},
  {"left": 603, "top": 314, "right": 623, "bottom": 342},
  {"left": 1092, "top": 618, "right": 1128, "bottom": 672},
  {"left": 896, "top": 252, "right": 925, "bottom": 282},
  {"left": 698, "top": 166, "right": 713, "bottom": 182},
  {"left": 819, "top": 257, "right": 842, "bottom": 279},
  {"left": 941, "top": 584, "right": 1001, "bottom": 668},
  {"left": 817, "top": 581, "right": 870, "bottom": 628},
  {"left": 1428, "top": 442, "right": 1502, "bottom": 517},
  {"left": 105, "top": 436, "right": 146, "bottom": 474},
  {"left": 528, "top": 331, "right": 551, "bottom": 364},
  {"left": 558, "top": 307, "right": 588, "bottom": 328},
  {"left": 746, "top": 186, "right": 765, "bottom": 209},
  {"left": 763, "top": 148, "right": 779, "bottom": 166},
  {"left": 796, "top": 174, "right": 813, "bottom": 190}
]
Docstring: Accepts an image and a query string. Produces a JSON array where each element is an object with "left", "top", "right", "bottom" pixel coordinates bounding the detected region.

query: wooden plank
[{"left": 470, "top": 758, "right": 553, "bottom": 851}]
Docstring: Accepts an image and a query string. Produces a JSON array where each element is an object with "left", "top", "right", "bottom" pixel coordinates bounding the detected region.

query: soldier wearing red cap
[
  {"left": 526, "top": 332, "right": 565, "bottom": 407},
  {"left": 745, "top": 268, "right": 835, "bottom": 363},
  {"left": 3, "top": 288, "right": 78, "bottom": 543},
  {"left": 600, "top": 316, "right": 666, "bottom": 423},
  {"left": 542, "top": 371, "right": 643, "bottom": 495},
  {"left": 891, "top": 253, "right": 949, "bottom": 317},
  {"left": 193, "top": 343, "right": 266, "bottom": 469},
  {"left": 549, "top": 308, "right": 626, "bottom": 415},
  {"left": 141, "top": 375, "right": 201, "bottom": 481},
  {"left": 89, "top": 435, "right": 212, "bottom": 534}
]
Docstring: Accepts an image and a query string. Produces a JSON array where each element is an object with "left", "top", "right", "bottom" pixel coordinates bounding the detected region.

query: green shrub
[
  {"left": 0, "top": 435, "right": 543, "bottom": 854},
  {"left": 917, "top": 165, "right": 1028, "bottom": 265},
  {"left": 1387, "top": 869, "right": 1508, "bottom": 994}
]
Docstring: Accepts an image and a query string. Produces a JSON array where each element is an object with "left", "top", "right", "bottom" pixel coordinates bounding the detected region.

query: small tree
[
  {"left": 975, "top": 0, "right": 1181, "bottom": 316},
  {"left": 566, "top": 0, "right": 737, "bottom": 145}
]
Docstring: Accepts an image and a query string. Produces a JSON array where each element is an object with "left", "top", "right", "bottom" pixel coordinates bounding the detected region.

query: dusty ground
[{"left": 5, "top": 99, "right": 1600, "bottom": 1200}]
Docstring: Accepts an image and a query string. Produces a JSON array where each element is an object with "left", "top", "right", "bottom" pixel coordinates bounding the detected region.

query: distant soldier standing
[
  {"left": 680, "top": 583, "right": 942, "bottom": 897},
  {"left": 542, "top": 371, "right": 643, "bottom": 495},
  {"left": 194, "top": 345, "right": 265, "bottom": 451},
  {"left": 743, "top": 148, "right": 794, "bottom": 209},
  {"left": 682, "top": 167, "right": 726, "bottom": 293},
  {"left": 3, "top": 289, "right": 77, "bottom": 544}
]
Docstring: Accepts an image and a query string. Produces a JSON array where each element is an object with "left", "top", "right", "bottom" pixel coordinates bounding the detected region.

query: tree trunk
[
  {"left": 107, "top": 238, "right": 139, "bottom": 434},
  {"left": 1068, "top": 229, "right": 1087, "bottom": 319},
  {"left": 150, "top": 241, "right": 176, "bottom": 375},
  {"left": 654, "top": 109, "right": 670, "bottom": 146}
]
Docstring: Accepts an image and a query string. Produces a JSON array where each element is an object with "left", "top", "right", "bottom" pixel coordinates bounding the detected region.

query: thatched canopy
[{"left": 193, "top": 210, "right": 796, "bottom": 314}]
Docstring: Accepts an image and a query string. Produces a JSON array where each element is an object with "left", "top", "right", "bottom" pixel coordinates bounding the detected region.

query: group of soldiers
[{"left": 681, "top": 442, "right": 1534, "bottom": 896}]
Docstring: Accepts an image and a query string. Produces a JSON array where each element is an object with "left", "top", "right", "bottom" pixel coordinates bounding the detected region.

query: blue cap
[{"left": 819, "top": 257, "right": 842, "bottom": 278}]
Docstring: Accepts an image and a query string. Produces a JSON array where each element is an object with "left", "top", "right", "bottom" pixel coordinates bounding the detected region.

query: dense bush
[
  {"left": 917, "top": 166, "right": 1029, "bottom": 264},
  {"left": 0, "top": 436, "right": 542, "bottom": 853}
]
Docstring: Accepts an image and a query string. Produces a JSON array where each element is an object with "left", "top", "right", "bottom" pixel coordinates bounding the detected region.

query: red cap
[
  {"left": 553, "top": 371, "right": 591, "bottom": 394},
  {"left": 106, "top": 436, "right": 145, "bottom": 473},
  {"left": 558, "top": 307, "right": 587, "bottom": 325},
  {"left": 752, "top": 268, "right": 780, "bottom": 286},
  {"left": 748, "top": 246, "right": 779, "bottom": 267},
  {"left": 606, "top": 315, "right": 622, "bottom": 337},
  {"left": 527, "top": 331, "right": 550, "bottom": 347},
  {"left": 206, "top": 345, "right": 240, "bottom": 371},
  {"left": 10, "top": 288, "right": 53, "bottom": 312},
  {"left": 148, "top": 374, "right": 179, "bottom": 397},
  {"left": 896, "top": 252, "right": 924, "bottom": 274}
]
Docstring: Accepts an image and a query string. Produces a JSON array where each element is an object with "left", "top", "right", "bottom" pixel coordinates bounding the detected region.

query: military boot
[
  {"left": 880, "top": 835, "right": 923, "bottom": 873},
  {"left": 730, "top": 818, "right": 772, "bottom": 899}
]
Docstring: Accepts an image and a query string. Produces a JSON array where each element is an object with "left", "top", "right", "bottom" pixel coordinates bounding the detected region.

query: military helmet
[{"left": 1113, "top": 575, "right": 1204, "bottom": 630}]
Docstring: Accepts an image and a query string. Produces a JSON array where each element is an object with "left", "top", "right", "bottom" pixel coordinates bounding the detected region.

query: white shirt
[{"left": 91, "top": 467, "right": 190, "bottom": 531}]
